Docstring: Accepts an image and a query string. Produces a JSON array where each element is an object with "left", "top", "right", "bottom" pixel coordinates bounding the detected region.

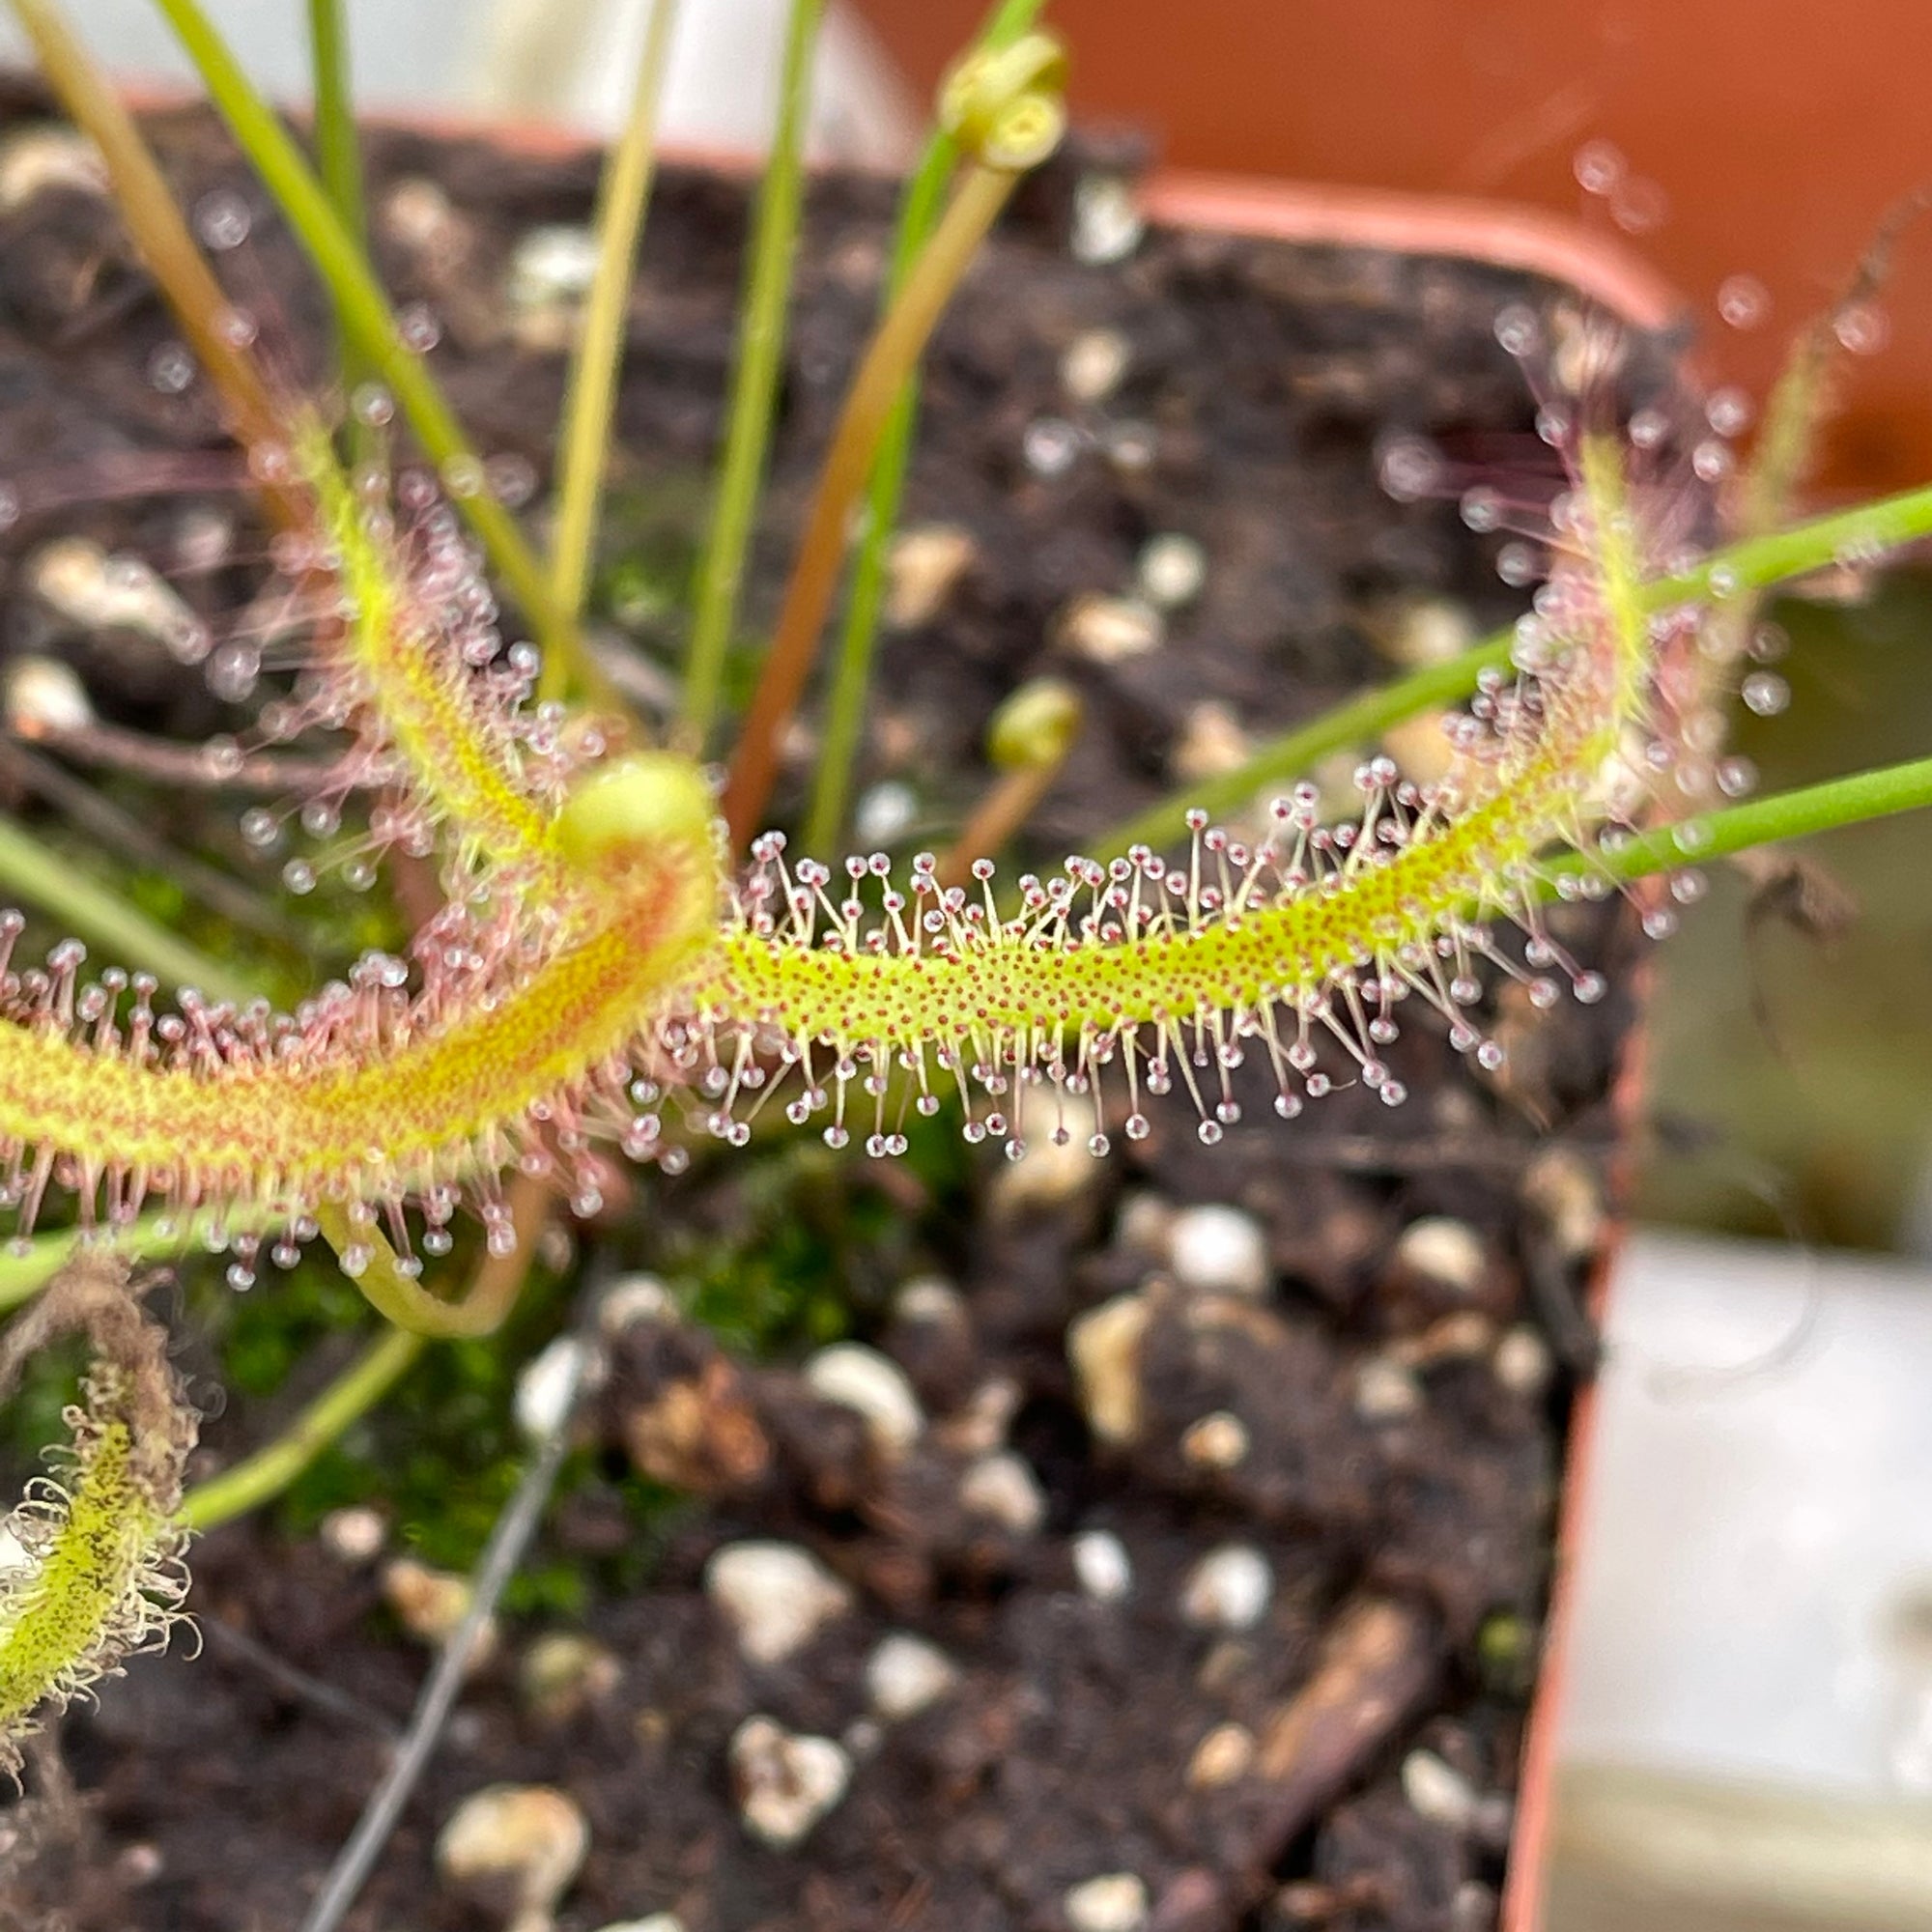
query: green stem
[
  {"left": 149, "top": 0, "right": 619, "bottom": 714},
  {"left": 1567, "top": 754, "right": 1932, "bottom": 888},
  {"left": 305, "top": 0, "right": 363, "bottom": 246},
  {"left": 182, "top": 1176, "right": 551, "bottom": 1528},
  {"left": 305, "top": 0, "right": 375, "bottom": 466},
  {"left": 722, "top": 162, "right": 1019, "bottom": 845},
  {"left": 177, "top": 1325, "right": 423, "bottom": 1531},
  {"left": 0, "top": 1205, "right": 274, "bottom": 1315},
  {"left": 803, "top": 0, "right": 1049, "bottom": 856},
  {"left": 1656, "top": 487, "right": 1932, "bottom": 604},
  {"left": 544, "top": 0, "right": 680, "bottom": 683},
  {"left": 0, "top": 812, "right": 257, "bottom": 1005},
  {"left": 679, "top": 0, "right": 825, "bottom": 747},
  {"left": 1093, "top": 637, "right": 1517, "bottom": 862},
  {"left": 1099, "top": 475, "right": 1932, "bottom": 858},
  {"left": 312, "top": 1202, "right": 531, "bottom": 1339}
]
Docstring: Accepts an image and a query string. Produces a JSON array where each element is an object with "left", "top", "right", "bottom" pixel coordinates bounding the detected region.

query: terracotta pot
[{"left": 862, "top": 0, "right": 1932, "bottom": 495}]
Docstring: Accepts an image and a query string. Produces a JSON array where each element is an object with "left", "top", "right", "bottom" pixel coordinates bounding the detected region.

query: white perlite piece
[
  {"left": 1068, "top": 1293, "right": 1150, "bottom": 1447},
  {"left": 1115, "top": 1193, "right": 1174, "bottom": 1255},
  {"left": 854, "top": 780, "right": 917, "bottom": 848},
  {"left": 940, "top": 1376, "right": 1021, "bottom": 1457},
  {"left": 1060, "top": 327, "right": 1130, "bottom": 403},
  {"left": 1169, "top": 1204, "right": 1269, "bottom": 1295},
  {"left": 885, "top": 524, "right": 977, "bottom": 630},
  {"left": 384, "top": 1557, "right": 497, "bottom": 1666},
  {"left": 1071, "top": 1528, "right": 1133, "bottom": 1603},
  {"left": 29, "top": 537, "right": 205, "bottom": 658},
  {"left": 1354, "top": 1354, "right": 1424, "bottom": 1423},
  {"left": 1371, "top": 592, "right": 1477, "bottom": 668},
  {"left": 437, "top": 1784, "right": 587, "bottom": 1931},
  {"left": 704, "top": 1542, "right": 853, "bottom": 1665},
  {"left": 805, "top": 1343, "right": 924, "bottom": 1462},
  {"left": 1169, "top": 700, "right": 1253, "bottom": 782},
  {"left": 1071, "top": 174, "right": 1146, "bottom": 265},
  {"left": 1401, "top": 1748, "right": 1480, "bottom": 1832},
  {"left": 3, "top": 656, "right": 93, "bottom": 735},
  {"left": 1063, "top": 1871, "right": 1151, "bottom": 1932},
  {"left": 1056, "top": 592, "right": 1163, "bottom": 664},
  {"left": 895, "top": 1275, "right": 966, "bottom": 1325},
  {"left": 1136, "top": 531, "right": 1208, "bottom": 610},
  {"left": 515, "top": 1334, "right": 590, "bottom": 1444},
  {"left": 1394, "top": 1217, "right": 1488, "bottom": 1297},
  {"left": 1187, "top": 1721, "right": 1257, "bottom": 1788},
  {"left": 318, "top": 1504, "right": 385, "bottom": 1564},
  {"left": 729, "top": 1718, "right": 851, "bottom": 1849},
  {"left": 598, "top": 1273, "right": 680, "bottom": 1335},
  {"left": 1493, "top": 1325, "right": 1554, "bottom": 1397},
  {"left": 866, "top": 1633, "right": 960, "bottom": 1720},
  {"left": 1522, "top": 1146, "right": 1606, "bottom": 1262},
  {"left": 506, "top": 224, "right": 601, "bottom": 306},
  {"left": 989, "top": 1130, "right": 1099, "bottom": 1213},
  {"left": 1180, "top": 1545, "right": 1273, "bottom": 1631},
  {"left": 589, "top": 1918, "right": 685, "bottom": 1932},
  {"left": 1180, "top": 1410, "right": 1250, "bottom": 1471},
  {"left": 959, "top": 1452, "right": 1047, "bottom": 1535},
  {"left": 0, "top": 128, "right": 105, "bottom": 209},
  {"left": 520, "top": 1633, "right": 620, "bottom": 1721}
]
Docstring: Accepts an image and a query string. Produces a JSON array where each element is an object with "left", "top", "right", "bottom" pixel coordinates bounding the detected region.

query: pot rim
[{"left": 1141, "top": 168, "right": 1686, "bottom": 336}]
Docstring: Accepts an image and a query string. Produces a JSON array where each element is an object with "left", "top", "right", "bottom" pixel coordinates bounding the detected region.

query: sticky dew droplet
[
  {"left": 1717, "top": 274, "right": 1770, "bottom": 329},
  {"left": 352, "top": 383, "right": 395, "bottom": 427},
  {"left": 1460, "top": 486, "right": 1503, "bottom": 533},
  {"left": 397, "top": 302, "right": 442, "bottom": 353},
  {"left": 1609, "top": 177, "right": 1669, "bottom": 235},
  {"left": 1716, "top": 754, "right": 1757, "bottom": 798},
  {"left": 1834, "top": 301, "right": 1889, "bottom": 356},
  {"left": 1572, "top": 139, "right": 1625, "bottom": 195},
  {"left": 1496, "top": 541, "right": 1542, "bottom": 588},
  {"left": 486, "top": 453, "right": 538, "bottom": 507},
  {"left": 1377, "top": 434, "right": 1441, "bottom": 503},
  {"left": 1629, "top": 405, "right": 1671, "bottom": 449},
  {"left": 1692, "top": 440, "right": 1735, "bottom": 484},
  {"left": 214, "top": 306, "right": 259, "bottom": 349},
  {"left": 1492, "top": 303, "right": 1541, "bottom": 358},
  {"left": 147, "top": 341, "right": 195, "bottom": 394},
  {"left": 1022, "top": 416, "right": 1081, "bottom": 477},
  {"left": 194, "top": 189, "right": 252, "bottom": 251},
  {"left": 1706, "top": 386, "right": 1753, "bottom": 438},
  {"left": 199, "top": 736, "right": 243, "bottom": 780},
  {"left": 240, "top": 806, "right": 281, "bottom": 851},
  {"left": 440, "top": 454, "right": 485, "bottom": 499}
]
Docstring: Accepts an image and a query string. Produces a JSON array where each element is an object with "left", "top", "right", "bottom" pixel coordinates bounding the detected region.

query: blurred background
[{"left": 3, "top": 4, "right": 1930, "bottom": 1925}]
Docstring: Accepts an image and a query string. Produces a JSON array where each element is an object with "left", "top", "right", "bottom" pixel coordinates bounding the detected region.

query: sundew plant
[{"left": 2, "top": 0, "right": 1932, "bottom": 1765}]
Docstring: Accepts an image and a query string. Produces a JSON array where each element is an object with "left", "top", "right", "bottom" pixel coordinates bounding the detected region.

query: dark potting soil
[{"left": 0, "top": 80, "right": 1689, "bottom": 1932}]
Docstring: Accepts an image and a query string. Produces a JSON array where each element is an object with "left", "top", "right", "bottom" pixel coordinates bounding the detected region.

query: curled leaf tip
[{"left": 0, "top": 1258, "right": 196, "bottom": 1778}]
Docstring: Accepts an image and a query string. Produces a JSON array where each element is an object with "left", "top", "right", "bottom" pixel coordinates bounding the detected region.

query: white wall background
[{"left": 0, "top": 0, "right": 918, "bottom": 161}]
